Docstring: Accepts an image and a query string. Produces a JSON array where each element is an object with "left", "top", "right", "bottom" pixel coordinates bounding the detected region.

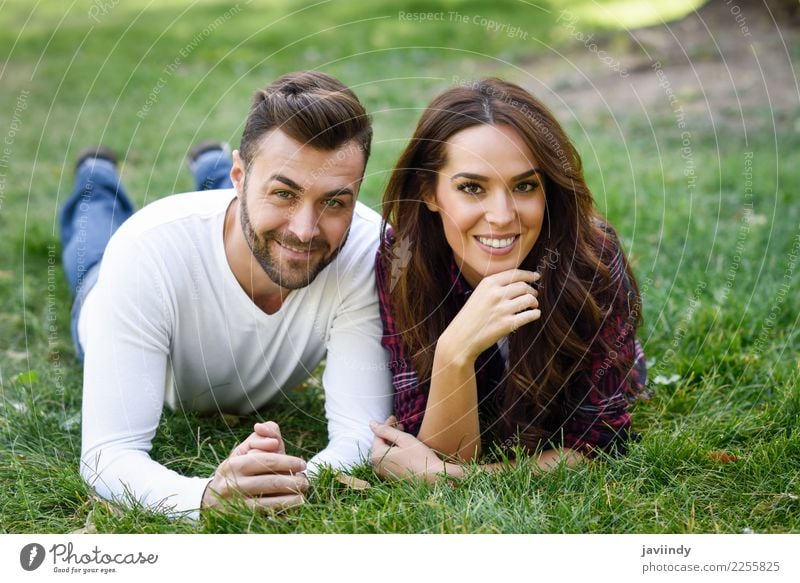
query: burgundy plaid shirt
[{"left": 375, "top": 228, "right": 647, "bottom": 457}]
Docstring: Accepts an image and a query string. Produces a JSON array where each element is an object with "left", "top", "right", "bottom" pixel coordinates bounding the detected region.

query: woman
[{"left": 370, "top": 78, "right": 647, "bottom": 481}]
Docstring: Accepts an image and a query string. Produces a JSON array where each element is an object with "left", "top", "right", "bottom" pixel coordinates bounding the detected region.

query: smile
[
  {"left": 476, "top": 235, "right": 518, "bottom": 249},
  {"left": 474, "top": 235, "right": 520, "bottom": 256},
  {"left": 275, "top": 240, "right": 317, "bottom": 258}
]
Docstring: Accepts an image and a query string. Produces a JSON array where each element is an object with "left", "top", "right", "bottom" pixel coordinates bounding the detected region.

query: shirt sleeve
[
  {"left": 80, "top": 236, "right": 211, "bottom": 520},
  {"left": 559, "top": 234, "right": 646, "bottom": 456},
  {"left": 306, "top": 239, "right": 393, "bottom": 475},
  {"left": 374, "top": 235, "right": 428, "bottom": 437}
]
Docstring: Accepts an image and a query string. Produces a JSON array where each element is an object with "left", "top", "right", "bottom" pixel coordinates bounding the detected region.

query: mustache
[{"left": 261, "top": 231, "right": 329, "bottom": 252}]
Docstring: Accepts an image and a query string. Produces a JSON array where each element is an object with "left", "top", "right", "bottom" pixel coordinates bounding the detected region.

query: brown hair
[
  {"left": 240, "top": 70, "right": 372, "bottom": 170},
  {"left": 380, "top": 78, "right": 641, "bottom": 451}
]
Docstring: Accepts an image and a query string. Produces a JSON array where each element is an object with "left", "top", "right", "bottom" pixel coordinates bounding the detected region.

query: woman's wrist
[{"left": 436, "top": 328, "right": 478, "bottom": 368}]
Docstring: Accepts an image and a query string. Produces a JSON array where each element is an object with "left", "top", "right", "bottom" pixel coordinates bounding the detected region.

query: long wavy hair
[{"left": 379, "top": 78, "right": 641, "bottom": 452}]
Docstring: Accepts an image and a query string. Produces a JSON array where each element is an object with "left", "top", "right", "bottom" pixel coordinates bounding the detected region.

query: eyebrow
[
  {"left": 265, "top": 174, "right": 355, "bottom": 198},
  {"left": 450, "top": 168, "right": 541, "bottom": 182},
  {"left": 322, "top": 188, "right": 355, "bottom": 198},
  {"left": 267, "top": 174, "right": 304, "bottom": 192}
]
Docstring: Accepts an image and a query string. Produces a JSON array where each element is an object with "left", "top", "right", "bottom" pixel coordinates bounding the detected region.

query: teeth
[
  {"left": 477, "top": 236, "right": 516, "bottom": 249},
  {"left": 280, "top": 242, "right": 309, "bottom": 253}
]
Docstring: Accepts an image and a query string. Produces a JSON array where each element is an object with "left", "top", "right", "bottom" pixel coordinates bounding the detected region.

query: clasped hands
[{"left": 202, "top": 421, "right": 309, "bottom": 512}]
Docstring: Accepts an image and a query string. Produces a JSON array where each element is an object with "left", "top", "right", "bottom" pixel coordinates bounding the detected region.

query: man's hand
[
  {"left": 230, "top": 421, "right": 286, "bottom": 456},
  {"left": 202, "top": 421, "right": 309, "bottom": 512},
  {"left": 370, "top": 416, "right": 445, "bottom": 483}
]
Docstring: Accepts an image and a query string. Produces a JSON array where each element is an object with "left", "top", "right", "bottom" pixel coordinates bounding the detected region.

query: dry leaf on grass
[
  {"left": 335, "top": 473, "right": 371, "bottom": 490},
  {"left": 707, "top": 450, "right": 738, "bottom": 463}
]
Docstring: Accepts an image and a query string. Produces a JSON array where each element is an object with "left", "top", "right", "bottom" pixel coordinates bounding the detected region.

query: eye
[
  {"left": 515, "top": 181, "right": 540, "bottom": 193},
  {"left": 322, "top": 198, "right": 345, "bottom": 209},
  {"left": 457, "top": 181, "right": 484, "bottom": 195},
  {"left": 273, "top": 190, "right": 295, "bottom": 200}
]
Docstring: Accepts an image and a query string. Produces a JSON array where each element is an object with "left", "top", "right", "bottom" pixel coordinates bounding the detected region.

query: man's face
[{"left": 231, "top": 129, "right": 365, "bottom": 290}]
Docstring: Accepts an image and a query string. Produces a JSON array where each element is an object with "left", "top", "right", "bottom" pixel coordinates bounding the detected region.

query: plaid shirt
[{"left": 375, "top": 228, "right": 647, "bottom": 457}]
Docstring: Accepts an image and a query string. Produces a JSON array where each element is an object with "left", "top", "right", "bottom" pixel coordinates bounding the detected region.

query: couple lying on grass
[{"left": 60, "top": 71, "right": 646, "bottom": 519}]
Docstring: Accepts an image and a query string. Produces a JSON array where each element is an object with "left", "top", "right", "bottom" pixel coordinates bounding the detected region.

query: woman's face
[{"left": 425, "top": 123, "right": 546, "bottom": 288}]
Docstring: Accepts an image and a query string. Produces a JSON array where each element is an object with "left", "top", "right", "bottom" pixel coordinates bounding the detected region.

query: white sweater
[{"left": 79, "top": 189, "right": 392, "bottom": 518}]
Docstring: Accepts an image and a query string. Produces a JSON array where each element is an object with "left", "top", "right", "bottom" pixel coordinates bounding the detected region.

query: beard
[{"left": 239, "top": 187, "right": 348, "bottom": 290}]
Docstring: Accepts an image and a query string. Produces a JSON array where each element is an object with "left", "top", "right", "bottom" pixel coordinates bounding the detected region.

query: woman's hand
[
  {"left": 439, "top": 269, "right": 541, "bottom": 363},
  {"left": 370, "top": 417, "right": 445, "bottom": 482},
  {"left": 417, "top": 269, "right": 539, "bottom": 461}
]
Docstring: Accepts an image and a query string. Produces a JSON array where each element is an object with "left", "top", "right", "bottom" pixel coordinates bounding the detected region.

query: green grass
[{"left": 1, "top": 0, "right": 798, "bottom": 533}]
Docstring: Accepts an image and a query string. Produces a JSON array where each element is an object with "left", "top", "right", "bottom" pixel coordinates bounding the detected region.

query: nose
[
  {"left": 288, "top": 201, "right": 321, "bottom": 243},
  {"left": 484, "top": 190, "right": 516, "bottom": 227}
]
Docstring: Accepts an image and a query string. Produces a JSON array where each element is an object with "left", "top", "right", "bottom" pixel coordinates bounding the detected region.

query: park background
[{"left": 0, "top": 0, "right": 798, "bottom": 533}]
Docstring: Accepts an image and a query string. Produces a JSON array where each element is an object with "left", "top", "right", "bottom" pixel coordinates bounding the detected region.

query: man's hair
[{"left": 239, "top": 71, "right": 372, "bottom": 170}]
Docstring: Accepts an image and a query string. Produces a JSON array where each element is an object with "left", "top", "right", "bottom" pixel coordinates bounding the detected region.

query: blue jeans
[{"left": 59, "top": 150, "right": 233, "bottom": 360}]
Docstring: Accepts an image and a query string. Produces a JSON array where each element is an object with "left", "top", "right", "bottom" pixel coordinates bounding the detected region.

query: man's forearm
[{"left": 81, "top": 448, "right": 212, "bottom": 519}]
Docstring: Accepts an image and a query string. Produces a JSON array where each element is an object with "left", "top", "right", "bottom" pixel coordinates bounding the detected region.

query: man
[{"left": 59, "top": 71, "right": 392, "bottom": 519}]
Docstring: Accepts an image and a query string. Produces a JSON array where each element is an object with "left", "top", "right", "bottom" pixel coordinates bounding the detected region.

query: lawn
[{"left": 1, "top": 0, "right": 798, "bottom": 533}]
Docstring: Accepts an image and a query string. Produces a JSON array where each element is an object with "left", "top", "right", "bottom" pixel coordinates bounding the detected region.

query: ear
[
  {"left": 423, "top": 191, "right": 439, "bottom": 213},
  {"left": 230, "top": 149, "right": 246, "bottom": 196}
]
